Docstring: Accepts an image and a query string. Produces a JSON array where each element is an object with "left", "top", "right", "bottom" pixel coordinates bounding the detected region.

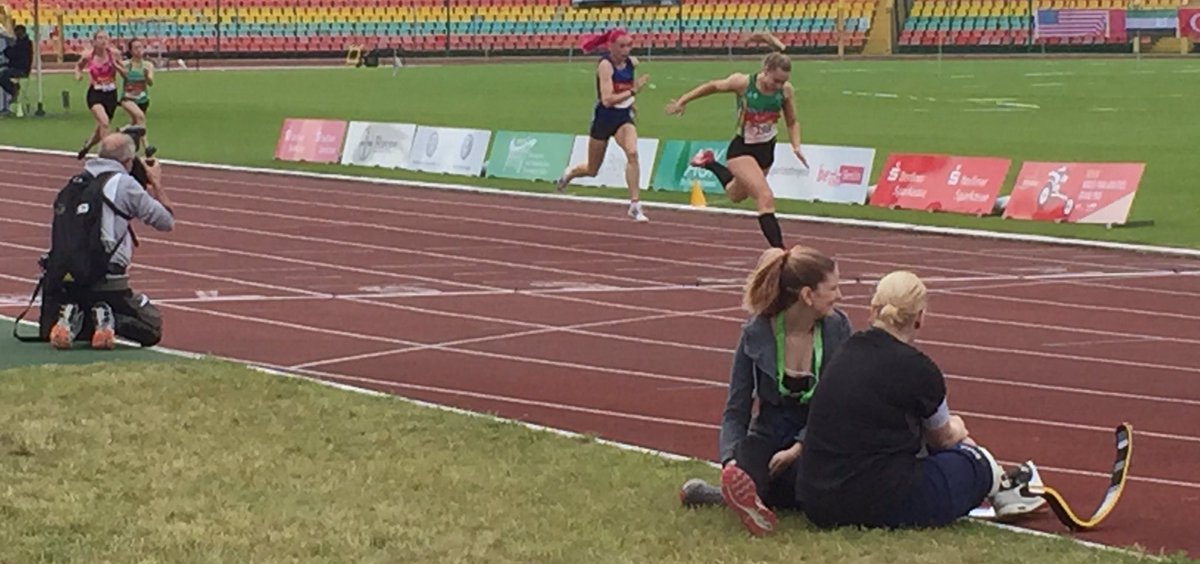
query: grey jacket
[
  {"left": 84, "top": 158, "right": 175, "bottom": 273},
  {"left": 718, "top": 308, "right": 854, "bottom": 464}
]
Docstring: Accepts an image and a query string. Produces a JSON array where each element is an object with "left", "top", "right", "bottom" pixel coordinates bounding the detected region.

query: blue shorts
[
  {"left": 590, "top": 106, "right": 634, "bottom": 141},
  {"left": 881, "top": 443, "right": 995, "bottom": 528}
]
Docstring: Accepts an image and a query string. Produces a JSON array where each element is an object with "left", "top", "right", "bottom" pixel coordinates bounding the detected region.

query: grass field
[
  {"left": 1, "top": 57, "right": 1198, "bottom": 249},
  {"left": 1, "top": 358, "right": 1190, "bottom": 563}
]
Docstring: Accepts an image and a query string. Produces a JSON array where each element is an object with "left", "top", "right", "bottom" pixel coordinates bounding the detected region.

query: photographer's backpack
[{"left": 13, "top": 170, "right": 131, "bottom": 342}]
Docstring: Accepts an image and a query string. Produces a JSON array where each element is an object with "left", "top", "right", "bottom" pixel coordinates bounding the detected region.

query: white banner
[
  {"left": 340, "top": 121, "right": 418, "bottom": 169},
  {"left": 565, "top": 136, "right": 659, "bottom": 190},
  {"left": 408, "top": 126, "right": 492, "bottom": 176},
  {"left": 768, "top": 143, "right": 877, "bottom": 204}
]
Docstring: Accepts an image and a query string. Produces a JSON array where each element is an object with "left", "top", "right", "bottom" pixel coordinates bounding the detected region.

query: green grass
[
  {"left": 1, "top": 58, "right": 1197, "bottom": 249},
  {"left": 0, "top": 318, "right": 165, "bottom": 371},
  {"left": 1, "top": 358, "right": 1191, "bottom": 562}
]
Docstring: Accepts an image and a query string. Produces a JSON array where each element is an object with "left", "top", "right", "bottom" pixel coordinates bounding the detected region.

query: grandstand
[
  {"left": 1, "top": 0, "right": 874, "bottom": 58},
  {"left": 0, "top": 0, "right": 1193, "bottom": 59}
]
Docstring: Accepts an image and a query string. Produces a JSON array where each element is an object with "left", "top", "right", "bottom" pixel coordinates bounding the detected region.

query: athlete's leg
[
  {"left": 726, "top": 157, "right": 784, "bottom": 248},
  {"left": 78, "top": 103, "right": 112, "bottom": 159},
  {"left": 612, "top": 123, "right": 648, "bottom": 221},
  {"left": 557, "top": 137, "right": 608, "bottom": 192}
]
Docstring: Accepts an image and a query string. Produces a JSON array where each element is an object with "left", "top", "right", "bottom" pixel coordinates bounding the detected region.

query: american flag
[{"left": 1035, "top": 9, "right": 1111, "bottom": 38}]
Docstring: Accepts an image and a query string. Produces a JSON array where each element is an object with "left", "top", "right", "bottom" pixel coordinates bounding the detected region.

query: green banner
[
  {"left": 651, "top": 139, "right": 730, "bottom": 194},
  {"left": 485, "top": 130, "right": 575, "bottom": 182}
]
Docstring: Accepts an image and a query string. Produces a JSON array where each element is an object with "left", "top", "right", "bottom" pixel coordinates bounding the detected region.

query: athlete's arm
[
  {"left": 74, "top": 50, "right": 91, "bottom": 81},
  {"left": 597, "top": 59, "right": 634, "bottom": 108},
  {"left": 112, "top": 50, "right": 128, "bottom": 78},
  {"left": 144, "top": 61, "right": 155, "bottom": 86},
  {"left": 783, "top": 83, "right": 808, "bottom": 167},
  {"left": 667, "top": 73, "right": 748, "bottom": 115}
]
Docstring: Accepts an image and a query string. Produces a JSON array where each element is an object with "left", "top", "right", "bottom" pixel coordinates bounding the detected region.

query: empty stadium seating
[
  {"left": 4, "top": 0, "right": 1190, "bottom": 56},
  {"left": 896, "top": 0, "right": 1188, "bottom": 48},
  {"left": 2, "top": 0, "right": 874, "bottom": 57}
]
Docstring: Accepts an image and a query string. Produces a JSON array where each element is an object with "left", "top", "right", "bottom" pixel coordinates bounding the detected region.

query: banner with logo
[
  {"left": 1125, "top": 8, "right": 1179, "bottom": 31},
  {"left": 340, "top": 121, "right": 418, "bottom": 169},
  {"left": 1003, "top": 162, "right": 1146, "bottom": 225},
  {"left": 651, "top": 139, "right": 732, "bottom": 194},
  {"left": 1180, "top": 8, "right": 1200, "bottom": 40},
  {"left": 869, "top": 154, "right": 1010, "bottom": 215},
  {"left": 485, "top": 130, "right": 576, "bottom": 182},
  {"left": 274, "top": 118, "right": 348, "bottom": 164},
  {"left": 563, "top": 136, "right": 659, "bottom": 190},
  {"left": 408, "top": 126, "right": 492, "bottom": 177},
  {"left": 768, "top": 144, "right": 876, "bottom": 205}
]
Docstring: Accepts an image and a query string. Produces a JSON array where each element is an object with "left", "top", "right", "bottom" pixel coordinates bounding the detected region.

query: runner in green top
[
  {"left": 119, "top": 38, "right": 154, "bottom": 147},
  {"left": 665, "top": 33, "right": 807, "bottom": 250}
]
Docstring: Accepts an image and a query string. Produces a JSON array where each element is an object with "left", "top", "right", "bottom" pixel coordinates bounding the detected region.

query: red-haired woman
[{"left": 555, "top": 28, "right": 651, "bottom": 222}]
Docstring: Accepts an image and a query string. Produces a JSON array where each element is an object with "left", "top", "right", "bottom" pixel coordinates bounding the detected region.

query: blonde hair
[
  {"left": 870, "top": 271, "right": 928, "bottom": 330},
  {"left": 763, "top": 52, "right": 791, "bottom": 72},
  {"left": 743, "top": 246, "right": 836, "bottom": 318}
]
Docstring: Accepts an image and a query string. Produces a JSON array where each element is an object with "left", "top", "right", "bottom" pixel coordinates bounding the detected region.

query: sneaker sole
[
  {"left": 720, "top": 465, "right": 777, "bottom": 536},
  {"left": 49, "top": 325, "right": 73, "bottom": 350},
  {"left": 91, "top": 328, "right": 116, "bottom": 350}
]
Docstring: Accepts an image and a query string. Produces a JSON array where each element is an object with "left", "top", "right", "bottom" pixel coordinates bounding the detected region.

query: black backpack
[{"left": 13, "top": 170, "right": 133, "bottom": 342}]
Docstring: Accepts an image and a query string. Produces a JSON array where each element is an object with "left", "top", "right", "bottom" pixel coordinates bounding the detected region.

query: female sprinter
[
  {"left": 665, "top": 46, "right": 807, "bottom": 249},
  {"left": 680, "top": 245, "right": 852, "bottom": 520},
  {"left": 74, "top": 30, "right": 126, "bottom": 160},
  {"left": 120, "top": 38, "right": 154, "bottom": 136},
  {"left": 555, "top": 28, "right": 651, "bottom": 222},
  {"left": 720, "top": 270, "right": 1047, "bottom": 536}
]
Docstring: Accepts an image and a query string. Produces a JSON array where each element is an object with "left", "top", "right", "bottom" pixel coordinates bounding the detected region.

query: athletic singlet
[
  {"left": 736, "top": 73, "right": 785, "bottom": 145},
  {"left": 596, "top": 54, "right": 635, "bottom": 110},
  {"left": 124, "top": 60, "right": 149, "bottom": 103},
  {"left": 87, "top": 53, "right": 118, "bottom": 91}
]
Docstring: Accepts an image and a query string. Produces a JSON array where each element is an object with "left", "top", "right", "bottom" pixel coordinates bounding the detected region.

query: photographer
[{"left": 40, "top": 130, "right": 175, "bottom": 350}]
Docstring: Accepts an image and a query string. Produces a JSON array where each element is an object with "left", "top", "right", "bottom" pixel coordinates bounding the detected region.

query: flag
[{"left": 1036, "top": 9, "right": 1111, "bottom": 38}]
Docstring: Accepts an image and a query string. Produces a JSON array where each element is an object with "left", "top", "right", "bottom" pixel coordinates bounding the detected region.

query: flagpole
[{"left": 33, "top": 0, "right": 44, "bottom": 116}]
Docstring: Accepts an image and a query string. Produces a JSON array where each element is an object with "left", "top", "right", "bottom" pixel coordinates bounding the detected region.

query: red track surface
[{"left": 2, "top": 150, "right": 1198, "bottom": 557}]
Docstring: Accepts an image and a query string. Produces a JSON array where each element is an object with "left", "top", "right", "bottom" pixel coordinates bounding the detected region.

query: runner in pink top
[{"left": 74, "top": 30, "right": 127, "bottom": 160}]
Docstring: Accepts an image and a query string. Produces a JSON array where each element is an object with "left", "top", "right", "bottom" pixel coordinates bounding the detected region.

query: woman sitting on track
[
  {"left": 119, "top": 38, "right": 155, "bottom": 143},
  {"left": 679, "top": 245, "right": 852, "bottom": 513},
  {"left": 664, "top": 34, "right": 807, "bottom": 249},
  {"left": 74, "top": 30, "right": 127, "bottom": 160},
  {"left": 720, "top": 270, "right": 1046, "bottom": 536},
  {"left": 555, "top": 27, "right": 651, "bottom": 223}
]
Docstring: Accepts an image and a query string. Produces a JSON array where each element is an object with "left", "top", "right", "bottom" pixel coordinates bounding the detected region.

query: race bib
[{"left": 741, "top": 110, "right": 780, "bottom": 144}]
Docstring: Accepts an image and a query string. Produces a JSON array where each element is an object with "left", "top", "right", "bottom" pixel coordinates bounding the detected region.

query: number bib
[{"left": 742, "top": 111, "right": 780, "bottom": 144}]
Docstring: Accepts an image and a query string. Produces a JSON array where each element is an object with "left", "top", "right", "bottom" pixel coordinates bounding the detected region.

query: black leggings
[
  {"left": 732, "top": 433, "right": 804, "bottom": 511},
  {"left": 39, "top": 284, "right": 164, "bottom": 347}
]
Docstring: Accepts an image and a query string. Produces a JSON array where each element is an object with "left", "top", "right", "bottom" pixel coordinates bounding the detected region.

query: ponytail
[
  {"left": 743, "top": 246, "right": 836, "bottom": 318},
  {"left": 580, "top": 27, "right": 628, "bottom": 54}
]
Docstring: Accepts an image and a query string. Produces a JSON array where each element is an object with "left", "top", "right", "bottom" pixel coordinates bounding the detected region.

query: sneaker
[
  {"left": 49, "top": 303, "right": 83, "bottom": 350},
  {"left": 91, "top": 302, "right": 116, "bottom": 350},
  {"left": 689, "top": 149, "right": 716, "bottom": 168},
  {"left": 680, "top": 478, "right": 723, "bottom": 508},
  {"left": 720, "top": 463, "right": 778, "bottom": 537},
  {"left": 628, "top": 202, "right": 649, "bottom": 222},
  {"left": 555, "top": 171, "right": 569, "bottom": 193},
  {"left": 990, "top": 461, "right": 1048, "bottom": 519}
]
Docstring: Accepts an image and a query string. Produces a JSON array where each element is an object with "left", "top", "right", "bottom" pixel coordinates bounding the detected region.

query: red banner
[
  {"left": 869, "top": 154, "right": 1011, "bottom": 216},
  {"left": 274, "top": 118, "right": 348, "bottom": 163},
  {"left": 1181, "top": 8, "right": 1200, "bottom": 41},
  {"left": 1003, "top": 162, "right": 1146, "bottom": 225}
]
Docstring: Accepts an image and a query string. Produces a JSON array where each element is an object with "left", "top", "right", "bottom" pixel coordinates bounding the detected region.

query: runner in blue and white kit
[{"left": 556, "top": 28, "right": 651, "bottom": 222}]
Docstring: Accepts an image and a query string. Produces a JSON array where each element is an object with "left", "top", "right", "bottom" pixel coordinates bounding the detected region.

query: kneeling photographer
[{"left": 16, "top": 127, "right": 176, "bottom": 349}]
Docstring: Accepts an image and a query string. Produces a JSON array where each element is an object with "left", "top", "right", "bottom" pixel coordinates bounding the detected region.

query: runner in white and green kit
[
  {"left": 119, "top": 38, "right": 154, "bottom": 148},
  {"left": 666, "top": 35, "right": 807, "bottom": 249}
]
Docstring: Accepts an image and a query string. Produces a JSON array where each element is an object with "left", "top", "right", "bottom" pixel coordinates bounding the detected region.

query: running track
[{"left": 1, "top": 149, "right": 1198, "bottom": 558}]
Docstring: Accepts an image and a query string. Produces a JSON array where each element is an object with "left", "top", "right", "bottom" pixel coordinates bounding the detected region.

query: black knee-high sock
[
  {"left": 703, "top": 161, "right": 734, "bottom": 188},
  {"left": 758, "top": 213, "right": 785, "bottom": 249}
]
